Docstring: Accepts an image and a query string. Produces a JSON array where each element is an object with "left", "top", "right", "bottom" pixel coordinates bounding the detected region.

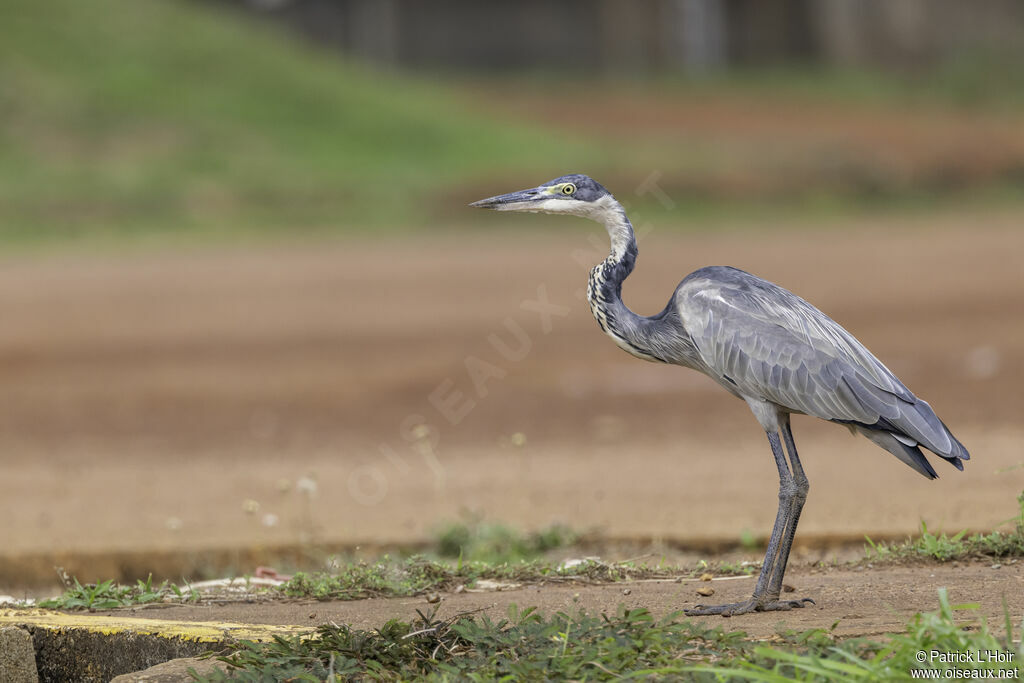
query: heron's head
[{"left": 469, "top": 174, "right": 615, "bottom": 220}]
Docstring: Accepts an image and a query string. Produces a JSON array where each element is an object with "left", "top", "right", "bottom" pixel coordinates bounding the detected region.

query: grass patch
[
  {"left": 866, "top": 491, "right": 1024, "bottom": 563},
  {"left": 277, "top": 555, "right": 729, "bottom": 602},
  {"left": 433, "top": 518, "right": 578, "bottom": 564},
  {"left": 37, "top": 573, "right": 198, "bottom": 610},
  {"left": 0, "top": 0, "right": 588, "bottom": 241},
  {"left": 196, "top": 589, "right": 1022, "bottom": 681}
]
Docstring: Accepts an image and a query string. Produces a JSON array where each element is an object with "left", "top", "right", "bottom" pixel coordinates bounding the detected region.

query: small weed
[
  {"left": 433, "top": 518, "right": 578, "bottom": 563},
  {"left": 865, "top": 490, "right": 1024, "bottom": 564},
  {"left": 39, "top": 574, "right": 199, "bottom": 610},
  {"left": 739, "top": 528, "right": 759, "bottom": 551},
  {"left": 700, "top": 558, "right": 760, "bottom": 576}
]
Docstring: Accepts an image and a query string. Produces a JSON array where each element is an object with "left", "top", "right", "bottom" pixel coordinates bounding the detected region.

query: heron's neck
[{"left": 586, "top": 198, "right": 659, "bottom": 361}]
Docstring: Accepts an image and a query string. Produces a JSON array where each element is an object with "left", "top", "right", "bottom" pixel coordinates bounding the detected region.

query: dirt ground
[
  {"left": 0, "top": 211, "right": 1022, "bottom": 596},
  {"left": 105, "top": 562, "right": 1024, "bottom": 641}
]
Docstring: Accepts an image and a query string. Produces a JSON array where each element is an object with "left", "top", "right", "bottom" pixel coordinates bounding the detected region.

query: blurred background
[{"left": 1, "top": 0, "right": 1022, "bottom": 588}]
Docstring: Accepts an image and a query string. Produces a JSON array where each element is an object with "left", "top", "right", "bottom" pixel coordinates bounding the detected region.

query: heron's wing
[{"left": 675, "top": 267, "right": 965, "bottom": 464}]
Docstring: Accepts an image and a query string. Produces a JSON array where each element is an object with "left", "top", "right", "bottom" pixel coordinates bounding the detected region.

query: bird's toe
[
  {"left": 764, "top": 597, "right": 815, "bottom": 611},
  {"left": 684, "top": 599, "right": 758, "bottom": 617}
]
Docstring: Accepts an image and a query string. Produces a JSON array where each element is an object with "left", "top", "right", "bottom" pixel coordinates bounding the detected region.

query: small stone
[
  {"left": 782, "top": 584, "right": 795, "bottom": 593},
  {"left": 241, "top": 499, "right": 260, "bottom": 515},
  {"left": 309, "top": 612, "right": 317, "bottom": 620},
  {"left": 696, "top": 587, "right": 715, "bottom": 597},
  {"left": 991, "top": 563, "right": 1002, "bottom": 570},
  {"left": 453, "top": 584, "right": 466, "bottom": 594},
  {"left": 426, "top": 593, "right": 441, "bottom": 604},
  {"left": 699, "top": 572, "right": 714, "bottom": 582},
  {"left": 622, "top": 588, "right": 631, "bottom": 596}
]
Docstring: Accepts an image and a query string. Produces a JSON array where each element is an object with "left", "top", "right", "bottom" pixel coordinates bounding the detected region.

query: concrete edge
[{"left": 0, "top": 609, "right": 314, "bottom": 682}]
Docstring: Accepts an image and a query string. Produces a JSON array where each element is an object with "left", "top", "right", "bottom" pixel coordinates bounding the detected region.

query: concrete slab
[
  {"left": 0, "top": 610, "right": 311, "bottom": 683},
  {"left": 0, "top": 626, "right": 39, "bottom": 683}
]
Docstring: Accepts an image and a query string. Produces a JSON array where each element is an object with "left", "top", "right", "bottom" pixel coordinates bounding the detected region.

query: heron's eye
[{"left": 561, "top": 183, "right": 576, "bottom": 196}]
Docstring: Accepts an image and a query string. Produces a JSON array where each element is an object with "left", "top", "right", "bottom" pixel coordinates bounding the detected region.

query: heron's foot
[{"left": 685, "top": 597, "right": 814, "bottom": 617}]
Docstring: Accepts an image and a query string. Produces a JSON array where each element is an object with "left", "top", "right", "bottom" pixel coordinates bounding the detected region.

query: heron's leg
[
  {"left": 685, "top": 431, "right": 811, "bottom": 616},
  {"left": 751, "top": 431, "right": 794, "bottom": 598},
  {"left": 766, "top": 421, "right": 811, "bottom": 597}
]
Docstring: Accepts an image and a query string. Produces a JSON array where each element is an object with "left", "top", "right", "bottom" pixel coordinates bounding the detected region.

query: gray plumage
[
  {"left": 674, "top": 266, "right": 967, "bottom": 479},
  {"left": 471, "top": 173, "right": 969, "bottom": 616}
]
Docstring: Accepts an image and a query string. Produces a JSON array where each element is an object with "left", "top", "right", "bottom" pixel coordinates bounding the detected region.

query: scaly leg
[
  {"left": 765, "top": 420, "right": 812, "bottom": 598},
  {"left": 685, "top": 431, "right": 813, "bottom": 616}
]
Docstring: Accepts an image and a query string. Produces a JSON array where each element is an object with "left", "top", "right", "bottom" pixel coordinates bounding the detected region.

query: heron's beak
[{"left": 469, "top": 186, "right": 549, "bottom": 211}]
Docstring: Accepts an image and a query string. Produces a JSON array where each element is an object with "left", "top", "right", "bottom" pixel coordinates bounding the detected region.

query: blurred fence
[{"left": 218, "top": 0, "right": 1024, "bottom": 72}]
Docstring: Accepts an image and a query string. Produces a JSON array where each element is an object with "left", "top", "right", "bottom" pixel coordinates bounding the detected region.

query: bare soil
[
  {"left": 105, "top": 562, "right": 1024, "bottom": 640},
  {"left": 0, "top": 212, "right": 1022, "bottom": 601}
]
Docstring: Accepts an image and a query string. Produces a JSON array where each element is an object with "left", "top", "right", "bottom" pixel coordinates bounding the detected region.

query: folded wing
[{"left": 676, "top": 266, "right": 969, "bottom": 478}]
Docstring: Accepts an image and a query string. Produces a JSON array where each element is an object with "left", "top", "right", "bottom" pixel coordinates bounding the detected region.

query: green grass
[
  {"left": 0, "top": 0, "right": 590, "bottom": 242},
  {"left": 276, "top": 555, "right": 736, "bottom": 602},
  {"left": 195, "top": 589, "right": 1022, "bottom": 681},
  {"left": 865, "top": 491, "right": 1024, "bottom": 563},
  {"left": 37, "top": 574, "right": 198, "bottom": 610},
  {"left": 433, "top": 518, "right": 578, "bottom": 564}
]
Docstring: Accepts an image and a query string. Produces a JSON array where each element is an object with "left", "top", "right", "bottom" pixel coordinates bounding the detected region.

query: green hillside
[{"left": 0, "top": 0, "right": 593, "bottom": 242}]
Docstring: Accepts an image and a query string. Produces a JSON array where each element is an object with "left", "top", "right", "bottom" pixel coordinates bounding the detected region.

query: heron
[{"left": 470, "top": 174, "right": 969, "bottom": 616}]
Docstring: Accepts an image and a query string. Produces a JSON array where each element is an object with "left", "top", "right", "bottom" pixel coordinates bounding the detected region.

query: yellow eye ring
[{"left": 561, "top": 183, "right": 576, "bottom": 196}]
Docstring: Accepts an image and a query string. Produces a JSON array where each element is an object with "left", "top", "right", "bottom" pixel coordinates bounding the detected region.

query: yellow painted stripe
[{"left": 0, "top": 608, "right": 313, "bottom": 642}]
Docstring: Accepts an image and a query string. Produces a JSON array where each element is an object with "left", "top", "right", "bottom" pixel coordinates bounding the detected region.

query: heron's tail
[
  {"left": 855, "top": 426, "right": 939, "bottom": 479},
  {"left": 849, "top": 398, "right": 969, "bottom": 479}
]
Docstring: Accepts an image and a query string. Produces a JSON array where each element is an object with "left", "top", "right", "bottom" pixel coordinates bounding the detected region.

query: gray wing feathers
[{"left": 677, "top": 267, "right": 968, "bottom": 467}]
